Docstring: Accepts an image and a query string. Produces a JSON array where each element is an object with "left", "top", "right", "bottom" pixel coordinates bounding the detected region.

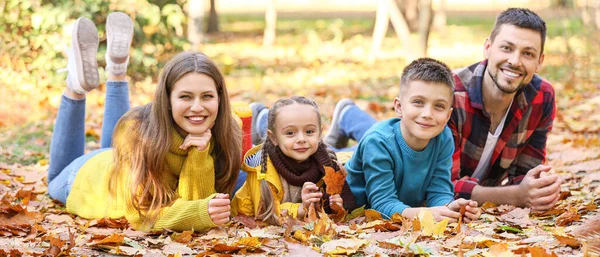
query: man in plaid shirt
[{"left": 449, "top": 8, "right": 561, "bottom": 211}]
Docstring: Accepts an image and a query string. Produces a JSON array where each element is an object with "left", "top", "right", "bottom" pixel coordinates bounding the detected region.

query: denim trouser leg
[
  {"left": 339, "top": 105, "right": 376, "bottom": 143},
  {"left": 48, "top": 81, "right": 130, "bottom": 203},
  {"left": 48, "top": 95, "right": 86, "bottom": 183},
  {"left": 101, "top": 81, "right": 130, "bottom": 148}
]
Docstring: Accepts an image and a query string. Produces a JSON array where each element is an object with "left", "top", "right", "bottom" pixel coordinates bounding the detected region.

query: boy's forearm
[{"left": 471, "top": 184, "right": 519, "bottom": 206}]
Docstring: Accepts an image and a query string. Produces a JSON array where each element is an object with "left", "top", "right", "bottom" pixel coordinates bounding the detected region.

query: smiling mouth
[
  {"left": 294, "top": 148, "right": 309, "bottom": 152},
  {"left": 500, "top": 68, "right": 523, "bottom": 78},
  {"left": 416, "top": 122, "right": 434, "bottom": 128},
  {"left": 187, "top": 116, "right": 206, "bottom": 123}
]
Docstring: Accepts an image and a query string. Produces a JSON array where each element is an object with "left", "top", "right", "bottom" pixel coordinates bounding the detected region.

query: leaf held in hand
[{"left": 323, "top": 166, "right": 345, "bottom": 195}]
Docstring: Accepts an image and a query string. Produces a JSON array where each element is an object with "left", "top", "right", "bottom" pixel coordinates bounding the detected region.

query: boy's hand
[
  {"left": 428, "top": 206, "right": 461, "bottom": 223},
  {"left": 180, "top": 129, "right": 212, "bottom": 151},
  {"left": 517, "top": 165, "right": 562, "bottom": 211},
  {"left": 449, "top": 198, "right": 481, "bottom": 223},
  {"left": 208, "top": 193, "right": 230, "bottom": 225},
  {"left": 329, "top": 194, "right": 343, "bottom": 210}
]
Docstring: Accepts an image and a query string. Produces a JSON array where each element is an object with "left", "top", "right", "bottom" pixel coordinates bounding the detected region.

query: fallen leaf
[
  {"left": 365, "top": 209, "right": 383, "bottom": 222},
  {"left": 482, "top": 243, "right": 514, "bottom": 257},
  {"left": 528, "top": 246, "right": 559, "bottom": 257},
  {"left": 322, "top": 165, "right": 345, "bottom": 195},
  {"left": 171, "top": 230, "right": 193, "bottom": 244},
  {"left": 555, "top": 207, "right": 580, "bottom": 226},
  {"left": 320, "top": 238, "right": 368, "bottom": 255},
  {"left": 418, "top": 210, "right": 449, "bottom": 238},
  {"left": 212, "top": 244, "right": 241, "bottom": 254}
]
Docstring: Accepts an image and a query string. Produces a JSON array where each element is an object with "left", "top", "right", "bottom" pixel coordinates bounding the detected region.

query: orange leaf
[
  {"left": 322, "top": 166, "right": 345, "bottom": 195},
  {"left": 212, "top": 243, "right": 242, "bottom": 253},
  {"left": 553, "top": 234, "right": 581, "bottom": 247},
  {"left": 235, "top": 237, "right": 262, "bottom": 249},
  {"left": 391, "top": 212, "right": 404, "bottom": 224},
  {"left": 329, "top": 202, "right": 347, "bottom": 223},
  {"left": 172, "top": 230, "right": 193, "bottom": 244},
  {"left": 528, "top": 246, "right": 558, "bottom": 257},
  {"left": 365, "top": 209, "right": 383, "bottom": 222},
  {"left": 90, "top": 234, "right": 124, "bottom": 246},
  {"left": 555, "top": 207, "right": 580, "bottom": 226},
  {"left": 305, "top": 203, "right": 318, "bottom": 223}
]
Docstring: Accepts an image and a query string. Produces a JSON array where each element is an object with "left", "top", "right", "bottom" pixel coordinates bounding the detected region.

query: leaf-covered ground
[{"left": 1, "top": 13, "right": 599, "bottom": 256}]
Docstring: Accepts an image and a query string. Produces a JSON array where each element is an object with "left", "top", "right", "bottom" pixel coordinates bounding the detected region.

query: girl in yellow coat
[
  {"left": 232, "top": 96, "right": 357, "bottom": 224},
  {"left": 47, "top": 14, "right": 241, "bottom": 232}
]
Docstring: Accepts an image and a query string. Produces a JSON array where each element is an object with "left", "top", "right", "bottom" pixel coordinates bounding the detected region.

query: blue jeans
[{"left": 47, "top": 81, "right": 130, "bottom": 204}]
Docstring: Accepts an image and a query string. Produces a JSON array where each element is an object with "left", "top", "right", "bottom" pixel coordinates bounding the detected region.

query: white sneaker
[
  {"left": 105, "top": 12, "right": 133, "bottom": 75},
  {"left": 64, "top": 17, "right": 99, "bottom": 94}
]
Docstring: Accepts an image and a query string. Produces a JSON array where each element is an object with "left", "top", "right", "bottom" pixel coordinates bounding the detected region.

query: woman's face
[{"left": 169, "top": 73, "right": 219, "bottom": 136}]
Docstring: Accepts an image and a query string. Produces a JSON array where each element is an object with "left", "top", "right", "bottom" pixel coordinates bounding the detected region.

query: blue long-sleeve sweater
[{"left": 345, "top": 118, "right": 454, "bottom": 218}]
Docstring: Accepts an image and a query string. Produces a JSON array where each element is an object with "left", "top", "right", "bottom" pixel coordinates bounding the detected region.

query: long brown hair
[
  {"left": 110, "top": 51, "right": 241, "bottom": 227},
  {"left": 256, "top": 96, "right": 324, "bottom": 224}
]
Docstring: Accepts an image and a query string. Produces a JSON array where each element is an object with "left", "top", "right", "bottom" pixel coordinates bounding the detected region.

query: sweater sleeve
[
  {"left": 280, "top": 202, "right": 301, "bottom": 219},
  {"left": 425, "top": 128, "right": 455, "bottom": 207},
  {"left": 361, "top": 134, "right": 409, "bottom": 218},
  {"left": 149, "top": 194, "right": 217, "bottom": 232}
]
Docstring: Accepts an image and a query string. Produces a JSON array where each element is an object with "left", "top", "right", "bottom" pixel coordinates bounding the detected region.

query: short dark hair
[
  {"left": 490, "top": 8, "right": 547, "bottom": 54},
  {"left": 400, "top": 57, "right": 454, "bottom": 95}
]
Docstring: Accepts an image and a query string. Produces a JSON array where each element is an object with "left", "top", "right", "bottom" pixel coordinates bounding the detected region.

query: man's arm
[{"left": 471, "top": 165, "right": 561, "bottom": 210}]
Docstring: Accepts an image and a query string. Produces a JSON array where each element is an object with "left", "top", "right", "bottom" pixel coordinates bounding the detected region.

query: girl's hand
[
  {"left": 297, "top": 182, "right": 322, "bottom": 217},
  {"left": 208, "top": 193, "right": 230, "bottom": 225},
  {"left": 180, "top": 129, "right": 212, "bottom": 151},
  {"left": 428, "top": 206, "right": 461, "bottom": 223},
  {"left": 329, "top": 194, "right": 343, "bottom": 210},
  {"left": 447, "top": 198, "right": 480, "bottom": 223}
]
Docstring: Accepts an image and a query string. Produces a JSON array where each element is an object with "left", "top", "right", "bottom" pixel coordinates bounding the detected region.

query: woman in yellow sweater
[{"left": 47, "top": 13, "right": 241, "bottom": 232}]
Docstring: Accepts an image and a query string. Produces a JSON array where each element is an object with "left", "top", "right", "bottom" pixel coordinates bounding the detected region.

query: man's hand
[
  {"left": 180, "top": 130, "right": 212, "bottom": 151},
  {"left": 516, "top": 165, "right": 562, "bottom": 211},
  {"left": 208, "top": 193, "right": 230, "bottom": 225}
]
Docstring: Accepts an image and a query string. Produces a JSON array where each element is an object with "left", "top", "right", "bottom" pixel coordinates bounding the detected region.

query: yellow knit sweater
[{"left": 66, "top": 118, "right": 218, "bottom": 232}]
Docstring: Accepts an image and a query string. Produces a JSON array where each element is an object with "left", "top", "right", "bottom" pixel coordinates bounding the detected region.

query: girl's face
[
  {"left": 169, "top": 73, "right": 219, "bottom": 136},
  {"left": 268, "top": 104, "right": 321, "bottom": 162}
]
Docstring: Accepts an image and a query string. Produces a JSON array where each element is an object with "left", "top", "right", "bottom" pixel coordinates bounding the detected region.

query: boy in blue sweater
[{"left": 346, "top": 58, "right": 480, "bottom": 222}]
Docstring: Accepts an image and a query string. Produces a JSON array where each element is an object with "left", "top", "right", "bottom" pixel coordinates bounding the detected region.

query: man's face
[{"left": 484, "top": 24, "right": 545, "bottom": 94}]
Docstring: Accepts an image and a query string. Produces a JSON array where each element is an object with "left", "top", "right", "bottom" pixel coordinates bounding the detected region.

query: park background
[{"left": 0, "top": 0, "right": 599, "bottom": 255}]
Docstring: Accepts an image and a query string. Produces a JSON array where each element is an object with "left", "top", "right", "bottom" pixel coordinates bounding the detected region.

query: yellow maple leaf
[
  {"left": 482, "top": 243, "right": 514, "bottom": 257},
  {"left": 418, "top": 210, "right": 448, "bottom": 238}
]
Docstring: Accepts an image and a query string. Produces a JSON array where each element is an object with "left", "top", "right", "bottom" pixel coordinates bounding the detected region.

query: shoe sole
[
  {"left": 72, "top": 17, "right": 99, "bottom": 92},
  {"left": 325, "top": 98, "right": 354, "bottom": 149},
  {"left": 106, "top": 12, "right": 133, "bottom": 64},
  {"left": 250, "top": 102, "right": 267, "bottom": 145}
]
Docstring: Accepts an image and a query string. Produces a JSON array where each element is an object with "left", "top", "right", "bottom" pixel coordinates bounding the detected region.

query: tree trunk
[
  {"left": 187, "top": 0, "right": 205, "bottom": 48},
  {"left": 433, "top": 0, "right": 447, "bottom": 31},
  {"left": 402, "top": 0, "right": 419, "bottom": 32},
  {"left": 263, "top": 0, "right": 277, "bottom": 46},
  {"left": 417, "top": 0, "right": 433, "bottom": 57},
  {"left": 207, "top": 0, "right": 219, "bottom": 33},
  {"left": 371, "top": 0, "right": 412, "bottom": 58}
]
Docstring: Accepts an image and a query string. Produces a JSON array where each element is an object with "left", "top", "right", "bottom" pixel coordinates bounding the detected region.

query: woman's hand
[
  {"left": 297, "top": 182, "right": 322, "bottom": 218},
  {"left": 208, "top": 193, "right": 230, "bottom": 225},
  {"left": 180, "top": 129, "right": 212, "bottom": 151},
  {"left": 329, "top": 194, "right": 344, "bottom": 210}
]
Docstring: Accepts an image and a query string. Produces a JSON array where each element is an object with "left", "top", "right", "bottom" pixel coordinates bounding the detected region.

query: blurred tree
[
  {"left": 577, "top": 0, "right": 600, "bottom": 31},
  {"left": 371, "top": 0, "right": 412, "bottom": 59},
  {"left": 371, "top": 0, "right": 436, "bottom": 58},
  {"left": 207, "top": 0, "right": 219, "bottom": 33},
  {"left": 187, "top": 0, "right": 206, "bottom": 47},
  {"left": 263, "top": 0, "right": 277, "bottom": 46}
]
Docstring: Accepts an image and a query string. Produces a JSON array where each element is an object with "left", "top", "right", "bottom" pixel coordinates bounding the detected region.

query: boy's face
[{"left": 394, "top": 80, "right": 453, "bottom": 151}]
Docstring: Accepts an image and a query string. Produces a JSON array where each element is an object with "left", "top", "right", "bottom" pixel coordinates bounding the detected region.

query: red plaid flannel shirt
[{"left": 449, "top": 60, "right": 556, "bottom": 199}]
